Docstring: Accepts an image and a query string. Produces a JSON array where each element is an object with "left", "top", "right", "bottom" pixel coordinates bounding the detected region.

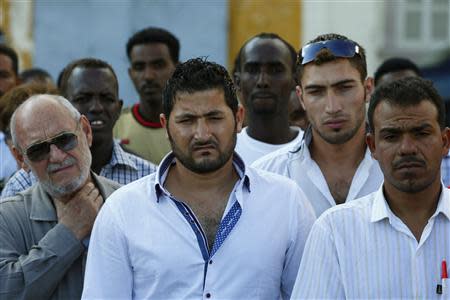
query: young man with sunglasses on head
[
  {"left": 0, "top": 94, "right": 120, "bottom": 299},
  {"left": 253, "top": 33, "right": 383, "bottom": 216}
]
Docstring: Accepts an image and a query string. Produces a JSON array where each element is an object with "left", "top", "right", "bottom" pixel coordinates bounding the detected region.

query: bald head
[
  {"left": 10, "top": 94, "right": 81, "bottom": 149},
  {"left": 10, "top": 94, "right": 94, "bottom": 199}
]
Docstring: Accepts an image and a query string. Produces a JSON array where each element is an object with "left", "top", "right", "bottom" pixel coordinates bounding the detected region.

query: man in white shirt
[
  {"left": 82, "top": 58, "right": 316, "bottom": 300},
  {"left": 233, "top": 33, "right": 303, "bottom": 164},
  {"left": 292, "top": 77, "right": 450, "bottom": 299},
  {"left": 253, "top": 34, "right": 383, "bottom": 216}
]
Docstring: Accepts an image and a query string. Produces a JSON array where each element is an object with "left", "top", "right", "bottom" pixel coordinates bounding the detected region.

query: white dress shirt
[
  {"left": 291, "top": 184, "right": 450, "bottom": 299},
  {"left": 252, "top": 127, "right": 383, "bottom": 216},
  {"left": 235, "top": 126, "right": 303, "bottom": 165},
  {"left": 82, "top": 152, "right": 316, "bottom": 300}
]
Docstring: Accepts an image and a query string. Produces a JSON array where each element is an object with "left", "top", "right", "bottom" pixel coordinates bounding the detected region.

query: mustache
[
  {"left": 392, "top": 156, "right": 426, "bottom": 169},
  {"left": 191, "top": 139, "right": 219, "bottom": 149},
  {"left": 141, "top": 81, "right": 160, "bottom": 89},
  {"left": 47, "top": 157, "right": 77, "bottom": 172}
]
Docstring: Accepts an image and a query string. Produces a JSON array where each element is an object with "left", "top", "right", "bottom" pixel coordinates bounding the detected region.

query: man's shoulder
[
  {"left": 121, "top": 150, "right": 157, "bottom": 173},
  {"left": 317, "top": 192, "right": 376, "bottom": 227},
  {"left": 115, "top": 107, "right": 135, "bottom": 129},
  {"left": 102, "top": 173, "right": 157, "bottom": 208},
  {"left": 119, "top": 106, "right": 133, "bottom": 116},
  {"left": 246, "top": 165, "right": 302, "bottom": 193},
  {"left": 96, "top": 175, "right": 122, "bottom": 194},
  {"left": 0, "top": 185, "right": 37, "bottom": 219},
  {"left": 251, "top": 141, "right": 303, "bottom": 172}
]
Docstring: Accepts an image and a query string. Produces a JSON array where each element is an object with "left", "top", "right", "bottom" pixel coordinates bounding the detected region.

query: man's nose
[
  {"left": 48, "top": 144, "right": 68, "bottom": 163},
  {"left": 256, "top": 71, "right": 270, "bottom": 88},
  {"left": 398, "top": 134, "right": 418, "bottom": 155},
  {"left": 89, "top": 96, "right": 104, "bottom": 113},
  {"left": 324, "top": 91, "right": 343, "bottom": 114},
  {"left": 194, "top": 119, "right": 212, "bottom": 141},
  {"left": 143, "top": 65, "right": 156, "bottom": 81}
]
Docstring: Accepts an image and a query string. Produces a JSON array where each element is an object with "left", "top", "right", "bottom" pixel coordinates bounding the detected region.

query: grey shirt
[{"left": 0, "top": 173, "right": 120, "bottom": 300}]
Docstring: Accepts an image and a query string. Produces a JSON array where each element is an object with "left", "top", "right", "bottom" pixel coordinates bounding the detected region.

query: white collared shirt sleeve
[
  {"left": 282, "top": 185, "right": 317, "bottom": 299},
  {"left": 290, "top": 217, "right": 345, "bottom": 299},
  {"left": 82, "top": 199, "right": 133, "bottom": 300}
]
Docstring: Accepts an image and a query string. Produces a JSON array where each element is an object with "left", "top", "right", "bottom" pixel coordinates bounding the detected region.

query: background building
[{"left": 1, "top": 0, "right": 449, "bottom": 106}]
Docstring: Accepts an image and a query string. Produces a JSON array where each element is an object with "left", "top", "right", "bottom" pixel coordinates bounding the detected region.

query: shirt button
[
  {"left": 209, "top": 260, "right": 213, "bottom": 264},
  {"left": 206, "top": 293, "right": 211, "bottom": 298}
]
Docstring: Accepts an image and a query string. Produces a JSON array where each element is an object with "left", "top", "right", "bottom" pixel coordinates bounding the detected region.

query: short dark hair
[
  {"left": 368, "top": 77, "right": 445, "bottom": 133},
  {"left": 19, "top": 67, "right": 53, "bottom": 84},
  {"left": 0, "top": 44, "right": 19, "bottom": 75},
  {"left": 163, "top": 58, "right": 238, "bottom": 119},
  {"left": 126, "top": 27, "right": 180, "bottom": 63},
  {"left": 59, "top": 58, "right": 119, "bottom": 97},
  {"left": 235, "top": 32, "right": 297, "bottom": 73},
  {"left": 374, "top": 57, "right": 421, "bottom": 86},
  {"left": 296, "top": 33, "right": 367, "bottom": 83}
]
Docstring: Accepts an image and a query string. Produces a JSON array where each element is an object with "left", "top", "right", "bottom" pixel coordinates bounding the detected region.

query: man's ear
[
  {"left": 441, "top": 127, "right": 450, "bottom": 157},
  {"left": 113, "top": 99, "right": 123, "bottom": 124},
  {"left": 296, "top": 85, "right": 306, "bottom": 111},
  {"left": 80, "top": 115, "right": 93, "bottom": 147},
  {"left": 12, "top": 146, "right": 29, "bottom": 171},
  {"left": 366, "top": 132, "right": 377, "bottom": 160},
  {"left": 160, "top": 113, "right": 169, "bottom": 139},
  {"left": 234, "top": 72, "right": 241, "bottom": 91},
  {"left": 235, "top": 104, "right": 245, "bottom": 133},
  {"left": 364, "top": 77, "right": 375, "bottom": 103}
]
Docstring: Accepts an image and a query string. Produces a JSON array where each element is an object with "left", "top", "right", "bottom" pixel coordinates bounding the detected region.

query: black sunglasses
[
  {"left": 300, "top": 39, "right": 361, "bottom": 65},
  {"left": 24, "top": 124, "right": 80, "bottom": 162}
]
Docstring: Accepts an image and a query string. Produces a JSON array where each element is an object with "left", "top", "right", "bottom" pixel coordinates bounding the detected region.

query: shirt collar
[
  {"left": 107, "top": 140, "right": 138, "bottom": 170},
  {"left": 30, "top": 172, "right": 109, "bottom": 221},
  {"left": 371, "top": 184, "right": 450, "bottom": 223},
  {"left": 154, "top": 151, "right": 251, "bottom": 202}
]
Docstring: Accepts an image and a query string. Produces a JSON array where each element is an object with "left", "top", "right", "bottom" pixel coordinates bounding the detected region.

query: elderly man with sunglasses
[
  {"left": 253, "top": 33, "right": 383, "bottom": 217},
  {"left": 1, "top": 58, "right": 156, "bottom": 199},
  {"left": 0, "top": 94, "right": 120, "bottom": 299}
]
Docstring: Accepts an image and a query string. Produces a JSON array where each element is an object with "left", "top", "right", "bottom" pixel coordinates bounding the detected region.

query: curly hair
[{"left": 163, "top": 58, "right": 238, "bottom": 118}]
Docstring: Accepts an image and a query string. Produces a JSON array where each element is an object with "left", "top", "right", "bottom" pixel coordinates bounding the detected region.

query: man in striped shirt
[
  {"left": 1, "top": 58, "right": 156, "bottom": 198},
  {"left": 292, "top": 77, "right": 450, "bottom": 299}
]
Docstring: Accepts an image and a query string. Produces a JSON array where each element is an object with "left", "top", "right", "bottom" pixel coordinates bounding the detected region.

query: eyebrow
[
  {"left": 304, "top": 79, "right": 357, "bottom": 90},
  {"left": 379, "top": 123, "right": 433, "bottom": 134},
  {"left": 174, "top": 110, "right": 225, "bottom": 120}
]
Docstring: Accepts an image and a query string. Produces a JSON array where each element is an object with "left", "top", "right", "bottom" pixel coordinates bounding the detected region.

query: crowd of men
[{"left": 0, "top": 27, "right": 448, "bottom": 299}]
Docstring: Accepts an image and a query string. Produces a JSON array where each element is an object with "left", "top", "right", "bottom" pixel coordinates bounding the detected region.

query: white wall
[
  {"left": 33, "top": 0, "right": 228, "bottom": 106},
  {"left": 302, "top": 1, "right": 385, "bottom": 77}
]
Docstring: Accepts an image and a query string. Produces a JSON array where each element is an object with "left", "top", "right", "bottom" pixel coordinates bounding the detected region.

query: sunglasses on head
[
  {"left": 24, "top": 123, "right": 80, "bottom": 162},
  {"left": 300, "top": 39, "right": 360, "bottom": 65}
]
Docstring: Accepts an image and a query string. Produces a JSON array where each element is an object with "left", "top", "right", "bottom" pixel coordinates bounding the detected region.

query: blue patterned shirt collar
[
  {"left": 154, "top": 151, "right": 250, "bottom": 202},
  {"left": 107, "top": 140, "right": 138, "bottom": 170}
]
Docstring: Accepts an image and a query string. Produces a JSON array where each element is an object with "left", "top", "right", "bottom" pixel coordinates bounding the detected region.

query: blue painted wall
[{"left": 33, "top": 1, "right": 228, "bottom": 106}]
